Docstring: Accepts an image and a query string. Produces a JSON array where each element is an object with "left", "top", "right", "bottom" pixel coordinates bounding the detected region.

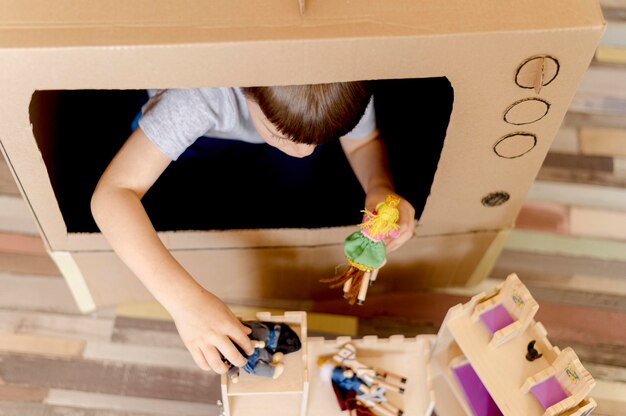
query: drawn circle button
[
  {"left": 494, "top": 133, "right": 537, "bottom": 159},
  {"left": 504, "top": 98, "right": 550, "bottom": 125},
  {"left": 482, "top": 192, "right": 510, "bottom": 207},
  {"left": 515, "top": 55, "right": 559, "bottom": 89}
]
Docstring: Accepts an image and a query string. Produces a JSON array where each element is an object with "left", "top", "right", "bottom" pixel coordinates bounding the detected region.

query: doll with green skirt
[{"left": 321, "top": 194, "right": 401, "bottom": 305}]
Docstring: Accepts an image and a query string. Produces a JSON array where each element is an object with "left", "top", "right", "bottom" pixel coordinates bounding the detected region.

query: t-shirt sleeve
[
  {"left": 342, "top": 97, "right": 377, "bottom": 140},
  {"left": 138, "top": 88, "right": 235, "bottom": 160}
]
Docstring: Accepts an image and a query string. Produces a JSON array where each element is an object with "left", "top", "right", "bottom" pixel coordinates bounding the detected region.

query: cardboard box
[{"left": 0, "top": 1, "right": 605, "bottom": 311}]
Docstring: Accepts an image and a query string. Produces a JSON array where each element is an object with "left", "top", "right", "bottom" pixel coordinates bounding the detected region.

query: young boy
[{"left": 91, "top": 82, "right": 415, "bottom": 374}]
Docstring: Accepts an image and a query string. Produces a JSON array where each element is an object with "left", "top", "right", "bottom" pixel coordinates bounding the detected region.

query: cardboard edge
[
  {"left": 466, "top": 228, "right": 512, "bottom": 287},
  {"left": 48, "top": 250, "right": 96, "bottom": 313}
]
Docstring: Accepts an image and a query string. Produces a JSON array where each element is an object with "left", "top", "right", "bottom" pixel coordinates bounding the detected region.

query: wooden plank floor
[
  {"left": 2, "top": 10, "right": 626, "bottom": 415},
  {"left": 2, "top": 153, "right": 626, "bottom": 415}
]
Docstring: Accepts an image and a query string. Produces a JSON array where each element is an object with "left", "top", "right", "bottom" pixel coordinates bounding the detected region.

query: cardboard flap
[{"left": 0, "top": 0, "right": 605, "bottom": 48}]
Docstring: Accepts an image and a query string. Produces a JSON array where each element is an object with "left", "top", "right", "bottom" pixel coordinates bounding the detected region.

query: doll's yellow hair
[{"left": 359, "top": 194, "right": 400, "bottom": 238}]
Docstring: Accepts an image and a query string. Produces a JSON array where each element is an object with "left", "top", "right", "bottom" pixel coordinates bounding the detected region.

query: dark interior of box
[{"left": 30, "top": 78, "right": 453, "bottom": 233}]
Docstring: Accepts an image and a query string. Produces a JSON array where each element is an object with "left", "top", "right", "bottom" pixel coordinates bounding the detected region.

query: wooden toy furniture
[
  {"left": 221, "top": 275, "right": 596, "bottom": 416},
  {"left": 558, "top": 398, "right": 597, "bottom": 416},
  {"left": 521, "top": 347, "right": 596, "bottom": 416},
  {"left": 307, "top": 335, "right": 436, "bottom": 416},
  {"left": 220, "top": 311, "right": 308, "bottom": 416},
  {"left": 449, "top": 355, "right": 502, "bottom": 416},
  {"left": 471, "top": 273, "right": 539, "bottom": 348},
  {"left": 430, "top": 274, "right": 596, "bottom": 416},
  {"left": 219, "top": 317, "right": 436, "bottom": 416}
]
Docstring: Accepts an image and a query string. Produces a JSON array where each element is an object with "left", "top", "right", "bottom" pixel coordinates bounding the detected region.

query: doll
[
  {"left": 225, "top": 320, "right": 302, "bottom": 383},
  {"left": 319, "top": 343, "right": 407, "bottom": 416},
  {"left": 328, "top": 365, "right": 404, "bottom": 416},
  {"left": 321, "top": 194, "right": 400, "bottom": 305},
  {"left": 332, "top": 343, "right": 407, "bottom": 395}
]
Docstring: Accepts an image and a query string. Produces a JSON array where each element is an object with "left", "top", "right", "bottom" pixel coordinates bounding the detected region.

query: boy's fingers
[
  {"left": 200, "top": 344, "right": 229, "bottom": 374},
  {"left": 386, "top": 228, "right": 412, "bottom": 252},
  {"left": 216, "top": 337, "right": 249, "bottom": 368},
  {"left": 190, "top": 346, "right": 212, "bottom": 372},
  {"left": 231, "top": 329, "right": 255, "bottom": 356}
]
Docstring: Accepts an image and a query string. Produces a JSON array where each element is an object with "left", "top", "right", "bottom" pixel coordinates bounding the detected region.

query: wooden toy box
[
  {"left": 220, "top": 312, "right": 309, "bottom": 416},
  {"left": 225, "top": 275, "right": 597, "bottom": 416},
  {"left": 221, "top": 310, "right": 436, "bottom": 416}
]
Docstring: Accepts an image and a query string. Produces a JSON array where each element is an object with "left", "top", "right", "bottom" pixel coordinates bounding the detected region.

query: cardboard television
[
  {"left": 0, "top": 0, "right": 605, "bottom": 311},
  {"left": 222, "top": 274, "right": 597, "bottom": 416}
]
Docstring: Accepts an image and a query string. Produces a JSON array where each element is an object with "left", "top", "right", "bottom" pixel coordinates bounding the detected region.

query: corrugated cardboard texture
[
  {"left": 69, "top": 230, "right": 503, "bottom": 307},
  {"left": 0, "top": 0, "right": 606, "bottom": 308},
  {"left": 0, "top": 0, "right": 604, "bottom": 47}
]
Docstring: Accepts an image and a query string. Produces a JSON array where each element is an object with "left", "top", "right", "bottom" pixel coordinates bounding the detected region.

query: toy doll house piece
[
  {"left": 449, "top": 355, "right": 503, "bottom": 416},
  {"left": 470, "top": 273, "right": 539, "bottom": 348},
  {"left": 220, "top": 276, "right": 593, "bottom": 416},
  {"left": 306, "top": 335, "right": 436, "bottom": 416},
  {"left": 552, "top": 398, "right": 597, "bottom": 416},
  {"left": 220, "top": 311, "right": 309, "bottom": 416},
  {"left": 430, "top": 274, "right": 596, "bottom": 416},
  {"left": 521, "top": 347, "right": 596, "bottom": 416}
]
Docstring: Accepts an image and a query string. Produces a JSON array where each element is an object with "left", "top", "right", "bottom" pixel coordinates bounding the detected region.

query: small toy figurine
[
  {"left": 225, "top": 320, "right": 302, "bottom": 383},
  {"left": 320, "top": 343, "right": 407, "bottom": 416},
  {"left": 526, "top": 340, "right": 543, "bottom": 362},
  {"left": 320, "top": 194, "right": 400, "bottom": 305}
]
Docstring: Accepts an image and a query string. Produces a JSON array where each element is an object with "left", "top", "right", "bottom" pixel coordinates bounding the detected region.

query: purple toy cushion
[
  {"left": 452, "top": 361, "right": 503, "bottom": 416},
  {"left": 479, "top": 303, "right": 515, "bottom": 335},
  {"left": 530, "top": 376, "right": 569, "bottom": 410}
]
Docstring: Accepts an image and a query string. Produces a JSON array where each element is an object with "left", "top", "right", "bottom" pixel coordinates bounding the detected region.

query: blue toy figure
[{"left": 225, "top": 321, "right": 301, "bottom": 383}]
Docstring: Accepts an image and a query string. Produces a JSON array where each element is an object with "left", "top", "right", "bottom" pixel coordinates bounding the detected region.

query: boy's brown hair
[{"left": 242, "top": 82, "right": 372, "bottom": 145}]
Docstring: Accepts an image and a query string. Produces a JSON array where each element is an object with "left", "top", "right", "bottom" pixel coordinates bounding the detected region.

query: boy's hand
[
  {"left": 365, "top": 189, "right": 416, "bottom": 253},
  {"left": 169, "top": 289, "right": 254, "bottom": 373}
]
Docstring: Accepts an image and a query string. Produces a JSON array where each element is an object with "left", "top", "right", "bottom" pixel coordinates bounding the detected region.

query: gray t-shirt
[{"left": 138, "top": 87, "right": 376, "bottom": 160}]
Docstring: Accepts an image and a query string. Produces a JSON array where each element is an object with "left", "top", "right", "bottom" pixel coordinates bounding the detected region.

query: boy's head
[{"left": 243, "top": 82, "right": 372, "bottom": 157}]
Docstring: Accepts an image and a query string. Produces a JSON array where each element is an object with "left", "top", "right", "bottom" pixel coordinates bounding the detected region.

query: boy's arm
[
  {"left": 91, "top": 128, "right": 253, "bottom": 372},
  {"left": 340, "top": 130, "right": 415, "bottom": 252}
]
